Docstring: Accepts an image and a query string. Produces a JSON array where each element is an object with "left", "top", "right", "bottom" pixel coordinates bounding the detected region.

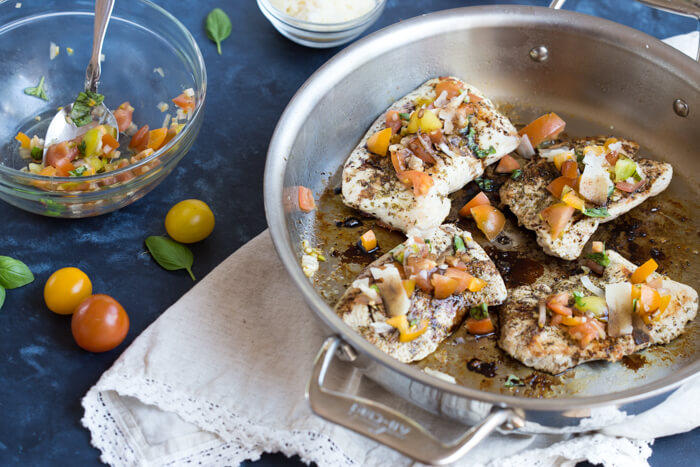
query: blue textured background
[{"left": 0, "top": 0, "right": 697, "bottom": 465}]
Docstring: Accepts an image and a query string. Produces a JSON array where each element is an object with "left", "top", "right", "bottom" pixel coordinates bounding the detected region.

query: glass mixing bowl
[{"left": 0, "top": 0, "right": 206, "bottom": 217}]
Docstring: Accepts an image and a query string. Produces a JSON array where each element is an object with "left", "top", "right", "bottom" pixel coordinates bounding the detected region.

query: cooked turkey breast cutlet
[
  {"left": 498, "top": 250, "right": 698, "bottom": 374},
  {"left": 500, "top": 136, "right": 672, "bottom": 260},
  {"left": 342, "top": 77, "right": 519, "bottom": 237},
  {"left": 335, "top": 225, "right": 507, "bottom": 363}
]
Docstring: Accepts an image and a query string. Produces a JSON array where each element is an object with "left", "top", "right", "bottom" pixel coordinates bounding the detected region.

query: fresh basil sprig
[
  {"left": 470, "top": 303, "right": 489, "bottom": 320},
  {"left": 70, "top": 91, "right": 105, "bottom": 127},
  {"left": 454, "top": 235, "right": 466, "bottom": 254},
  {"left": 0, "top": 256, "right": 35, "bottom": 311},
  {"left": 205, "top": 8, "right": 232, "bottom": 55},
  {"left": 510, "top": 169, "right": 523, "bottom": 180},
  {"left": 0, "top": 256, "right": 35, "bottom": 289},
  {"left": 583, "top": 207, "right": 610, "bottom": 218},
  {"left": 24, "top": 76, "right": 48, "bottom": 101},
  {"left": 586, "top": 251, "right": 610, "bottom": 267},
  {"left": 145, "top": 236, "right": 195, "bottom": 281},
  {"left": 462, "top": 125, "right": 496, "bottom": 159}
]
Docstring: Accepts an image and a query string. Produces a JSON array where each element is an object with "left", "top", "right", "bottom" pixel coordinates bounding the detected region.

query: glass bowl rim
[
  {"left": 0, "top": 0, "right": 207, "bottom": 183},
  {"left": 257, "top": 0, "right": 385, "bottom": 32}
]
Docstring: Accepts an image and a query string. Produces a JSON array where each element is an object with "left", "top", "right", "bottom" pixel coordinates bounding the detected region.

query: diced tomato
[
  {"left": 39, "top": 166, "right": 57, "bottom": 177},
  {"left": 592, "top": 241, "right": 604, "bottom": 253},
  {"left": 435, "top": 79, "right": 462, "bottom": 99},
  {"left": 518, "top": 112, "right": 566, "bottom": 147},
  {"left": 561, "top": 315, "right": 587, "bottom": 326},
  {"left": 470, "top": 205, "right": 505, "bottom": 242},
  {"left": 615, "top": 180, "right": 645, "bottom": 193},
  {"left": 386, "top": 315, "right": 429, "bottom": 342},
  {"left": 390, "top": 149, "right": 407, "bottom": 174},
  {"left": 431, "top": 273, "right": 459, "bottom": 299},
  {"left": 546, "top": 176, "right": 577, "bottom": 198},
  {"left": 560, "top": 160, "right": 578, "bottom": 179},
  {"left": 115, "top": 159, "right": 134, "bottom": 183},
  {"left": 630, "top": 258, "right": 658, "bottom": 284},
  {"left": 639, "top": 284, "right": 661, "bottom": 314},
  {"left": 367, "top": 128, "right": 392, "bottom": 156},
  {"left": 402, "top": 279, "right": 415, "bottom": 298},
  {"left": 114, "top": 102, "right": 134, "bottom": 132},
  {"left": 657, "top": 294, "right": 672, "bottom": 316},
  {"left": 444, "top": 268, "right": 474, "bottom": 294},
  {"left": 561, "top": 187, "right": 585, "bottom": 212},
  {"left": 162, "top": 127, "right": 178, "bottom": 147},
  {"left": 129, "top": 125, "right": 150, "bottom": 151},
  {"left": 468, "top": 277, "right": 487, "bottom": 292},
  {"left": 385, "top": 110, "right": 402, "bottom": 134},
  {"left": 540, "top": 203, "right": 575, "bottom": 239},
  {"left": 54, "top": 157, "right": 76, "bottom": 177},
  {"left": 399, "top": 170, "right": 434, "bottom": 196},
  {"left": 465, "top": 317, "right": 494, "bottom": 335},
  {"left": 360, "top": 229, "right": 377, "bottom": 252},
  {"left": 45, "top": 142, "right": 79, "bottom": 168},
  {"left": 551, "top": 314, "right": 563, "bottom": 326},
  {"left": 568, "top": 321, "right": 599, "bottom": 348},
  {"left": 172, "top": 93, "right": 195, "bottom": 113},
  {"left": 404, "top": 256, "right": 436, "bottom": 277},
  {"left": 646, "top": 277, "right": 663, "bottom": 289},
  {"left": 298, "top": 186, "right": 315, "bottom": 212},
  {"left": 467, "top": 93, "right": 483, "bottom": 104},
  {"left": 549, "top": 292, "right": 571, "bottom": 305},
  {"left": 495, "top": 154, "right": 520, "bottom": 173},
  {"left": 428, "top": 129, "right": 443, "bottom": 145},
  {"left": 547, "top": 292, "right": 573, "bottom": 316},
  {"left": 605, "top": 152, "right": 619, "bottom": 166},
  {"left": 407, "top": 134, "right": 436, "bottom": 164},
  {"left": 459, "top": 192, "right": 490, "bottom": 218},
  {"left": 101, "top": 133, "right": 119, "bottom": 153},
  {"left": 15, "top": 132, "right": 31, "bottom": 149},
  {"left": 147, "top": 128, "right": 168, "bottom": 150}
]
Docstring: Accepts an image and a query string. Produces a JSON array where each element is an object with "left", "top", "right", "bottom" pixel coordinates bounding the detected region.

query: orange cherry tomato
[
  {"left": 366, "top": 128, "right": 392, "bottom": 156},
  {"left": 518, "top": 112, "right": 566, "bottom": 147},
  {"left": 444, "top": 267, "right": 474, "bottom": 294},
  {"left": 360, "top": 229, "right": 377, "bottom": 252},
  {"left": 129, "top": 124, "right": 150, "bottom": 151},
  {"left": 495, "top": 154, "right": 520, "bottom": 173},
  {"left": 459, "top": 192, "right": 490, "bottom": 218},
  {"left": 113, "top": 102, "right": 134, "bottom": 132},
  {"left": 44, "top": 267, "right": 93, "bottom": 315},
  {"left": 431, "top": 273, "right": 459, "bottom": 299},
  {"left": 540, "top": 203, "right": 575, "bottom": 239},
  {"left": 385, "top": 110, "right": 402, "bottom": 134},
  {"left": 560, "top": 160, "right": 578, "bottom": 179},
  {"left": 72, "top": 294, "right": 129, "bottom": 352},
  {"left": 470, "top": 205, "right": 506, "bottom": 241},
  {"left": 399, "top": 170, "right": 434, "bottom": 196},
  {"left": 465, "top": 317, "right": 494, "bottom": 335},
  {"left": 435, "top": 79, "right": 462, "bottom": 99},
  {"left": 297, "top": 186, "right": 315, "bottom": 212},
  {"left": 546, "top": 176, "right": 577, "bottom": 198},
  {"left": 630, "top": 258, "right": 658, "bottom": 284},
  {"left": 172, "top": 93, "right": 195, "bottom": 113}
]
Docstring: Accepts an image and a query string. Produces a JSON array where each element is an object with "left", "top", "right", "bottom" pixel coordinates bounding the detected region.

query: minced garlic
[{"left": 270, "top": 0, "right": 375, "bottom": 23}]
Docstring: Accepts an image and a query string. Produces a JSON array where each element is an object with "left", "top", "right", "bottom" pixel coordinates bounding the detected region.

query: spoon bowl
[{"left": 43, "top": 103, "right": 118, "bottom": 151}]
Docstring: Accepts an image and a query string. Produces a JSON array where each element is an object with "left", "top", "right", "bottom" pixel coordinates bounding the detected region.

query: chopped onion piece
[
  {"left": 438, "top": 142, "right": 460, "bottom": 158},
  {"left": 352, "top": 277, "right": 381, "bottom": 303},
  {"left": 538, "top": 301, "right": 547, "bottom": 328},
  {"left": 539, "top": 147, "right": 571, "bottom": 161},
  {"left": 433, "top": 90, "right": 449, "bottom": 108},
  {"left": 581, "top": 276, "right": 605, "bottom": 297},
  {"left": 370, "top": 321, "right": 395, "bottom": 334},
  {"left": 515, "top": 134, "right": 535, "bottom": 159},
  {"left": 606, "top": 282, "right": 633, "bottom": 337},
  {"left": 423, "top": 367, "right": 456, "bottom": 384}
]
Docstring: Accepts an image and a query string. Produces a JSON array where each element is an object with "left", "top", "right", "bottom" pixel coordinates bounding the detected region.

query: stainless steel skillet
[{"left": 263, "top": 3, "right": 700, "bottom": 465}]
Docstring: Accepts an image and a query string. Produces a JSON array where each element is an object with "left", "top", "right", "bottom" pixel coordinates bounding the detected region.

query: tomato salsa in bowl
[{"left": 0, "top": 0, "right": 206, "bottom": 217}]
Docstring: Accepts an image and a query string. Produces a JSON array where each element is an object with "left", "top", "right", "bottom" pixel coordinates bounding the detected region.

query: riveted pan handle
[{"left": 306, "top": 337, "right": 523, "bottom": 466}]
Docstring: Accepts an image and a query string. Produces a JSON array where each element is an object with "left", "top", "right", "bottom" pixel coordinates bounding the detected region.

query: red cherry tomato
[{"left": 71, "top": 294, "right": 129, "bottom": 352}]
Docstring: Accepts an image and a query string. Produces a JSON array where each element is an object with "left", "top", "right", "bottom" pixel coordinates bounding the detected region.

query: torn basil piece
[{"left": 454, "top": 235, "right": 466, "bottom": 254}]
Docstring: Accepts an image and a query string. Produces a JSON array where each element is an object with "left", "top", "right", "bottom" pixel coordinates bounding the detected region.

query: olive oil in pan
[{"left": 307, "top": 149, "right": 699, "bottom": 399}]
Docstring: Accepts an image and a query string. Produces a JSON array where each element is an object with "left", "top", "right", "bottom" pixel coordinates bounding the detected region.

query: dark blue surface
[{"left": 0, "top": 0, "right": 697, "bottom": 465}]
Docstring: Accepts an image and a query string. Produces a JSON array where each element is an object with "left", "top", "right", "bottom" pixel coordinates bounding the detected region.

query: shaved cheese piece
[
  {"left": 352, "top": 277, "right": 381, "bottom": 304},
  {"left": 433, "top": 90, "right": 449, "bottom": 108},
  {"left": 423, "top": 367, "right": 456, "bottom": 384},
  {"left": 437, "top": 141, "right": 460, "bottom": 159},
  {"left": 370, "top": 321, "right": 394, "bottom": 334},
  {"left": 581, "top": 276, "right": 604, "bottom": 297},
  {"left": 579, "top": 163, "right": 613, "bottom": 205},
  {"left": 606, "top": 282, "right": 633, "bottom": 336},
  {"left": 371, "top": 266, "right": 410, "bottom": 317},
  {"left": 539, "top": 147, "right": 571, "bottom": 161},
  {"left": 607, "top": 141, "right": 622, "bottom": 153},
  {"left": 515, "top": 134, "right": 535, "bottom": 159}
]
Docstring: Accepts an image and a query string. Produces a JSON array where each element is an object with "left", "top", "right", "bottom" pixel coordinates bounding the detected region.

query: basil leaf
[
  {"left": 0, "top": 256, "right": 34, "bottom": 289},
  {"left": 69, "top": 166, "right": 88, "bottom": 177},
  {"left": 205, "top": 8, "right": 232, "bottom": 55},
  {"left": 24, "top": 76, "right": 48, "bottom": 101},
  {"left": 470, "top": 303, "right": 489, "bottom": 320},
  {"left": 398, "top": 112, "right": 410, "bottom": 120},
  {"left": 31, "top": 147, "right": 43, "bottom": 161},
  {"left": 583, "top": 207, "right": 609, "bottom": 218},
  {"left": 573, "top": 291, "right": 585, "bottom": 308},
  {"left": 70, "top": 91, "right": 105, "bottom": 127},
  {"left": 586, "top": 251, "right": 610, "bottom": 267},
  {"left": 0, "top": 285, "right": 5, "bottom": 311},
  {"left": 462, "top": 126, "right": 496, "bottom": 159},
  {"left": 145, "top": 236, "right": 195, "bottom": 281},
  {"left": 475, "top": 177, "right": 495, "bottom": 192},
  {"left": 505, "top": 374, "right": 525, "bottom": 387},
  {"left": 454, "top": 235, "right": 466, "bottom": 254},
  {"left": 510, "top": 169, "right": 523, "bottom": 180}
]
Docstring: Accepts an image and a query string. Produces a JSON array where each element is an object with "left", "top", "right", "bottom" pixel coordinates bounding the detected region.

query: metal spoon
[{"left": 43, "top": 0, "right": 117, "bottom": 162}]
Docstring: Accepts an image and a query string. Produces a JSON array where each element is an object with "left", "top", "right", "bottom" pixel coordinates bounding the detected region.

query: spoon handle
[{"left": 84, "top": 0, "right": 115, "bottom": 93}]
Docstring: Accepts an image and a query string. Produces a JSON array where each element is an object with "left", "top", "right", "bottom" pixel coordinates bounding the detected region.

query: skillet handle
[{"left": 306, "top": 337, "right": 523, "bottom": 466}]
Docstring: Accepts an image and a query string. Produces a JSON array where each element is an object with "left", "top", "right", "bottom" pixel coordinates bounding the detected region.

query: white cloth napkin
[
  {"left": 82, "top": 32, "right": 700, "bottom": 467},
  {"left": 82, "top": 230, "right": 699, "bottom": 467}
]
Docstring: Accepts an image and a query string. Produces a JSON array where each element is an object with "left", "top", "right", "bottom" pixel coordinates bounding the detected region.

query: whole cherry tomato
[
  {"left": 44, "top": 267, "right": 92, "bottom": 315},
  {"left": 71, "top": 294, "right": 129, "bottom": 352},
  {"left": 165, "top": 199, "right": 215, "bottom": 243}
]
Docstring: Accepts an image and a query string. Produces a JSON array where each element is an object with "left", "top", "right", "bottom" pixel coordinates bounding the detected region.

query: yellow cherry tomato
[
  {"left": 44, "top": 267, "right": 92, "bottom": 315},
  {"left": 165, "top": 199, "right": 215, "bottom": 243}
]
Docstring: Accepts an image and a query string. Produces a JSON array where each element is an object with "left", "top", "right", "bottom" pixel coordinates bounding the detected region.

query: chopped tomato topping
[
  {"left": 551, "top": 314, "right": 563, "bottom": 326},
  {"left": 54, "top": 157, "right": 76, "bottom": 177},
  {"left": 114, "top": 101, "right": 134, "bottom": 132},
  {"left": 385, "top": 110, "right": 402, "bottom": 134},
  {"left": 561, "top": 315, "right": 587, "bottom": 326},
  {"left": 360, "top": 229, "right": 377, "bottom": 252},
  {"left": 431, "top": 273, "right": 459, "bottom": 299},
  {"left": 366, "top": 128, "right": 392, "bottom": 156},
  {"left": 444, "top": 267, "right": 474, "bottom": 294},
  {"left": 428, "top": 129, "right": 443, "bottom": 145},
  {"left": 129, "top": 125, "right": 150, "bottom": 151},
  {"left": 386, "top": 315, "right": 429, "bottom": 342},
  {"left": 540, "top": 203, "right": 575, "bottom": 239},
  {"left": 172, "top": 93, "right": 195, "bottom": 113},
  {"left": 561, "top": 187, "right": 586, "bottom": 212},
  {"left": 605, "top": 152, "right": 619, "bottom": 166},
  {"left": 298, "top": 186, "right": 315, "bottom": 212},
  {"left": 495, "top": 154, "right": 520, "bottom": 173},
  {"left": 547, "top": 292, "right": 573, "bottom": 316},
  {"left": 465, "top": 317, "right": 494, "bottom": 335},
  {"left": 101, "top": 132, "right": 119, "bottom": 152},
  {"left": 399, "top": 170, "right": 434, "bottom": 196},
  {"left": 459, "top": 192, "right": 490, "bottom": 218},
  {"left": 630, "top": 258, "right": 658, "bottom": 284},
  {"left": 468, "top": 277, "right": 487, "bottom": 292},
  {"left": 546, "top": 176, "right": 577, "bottom": 198},
  {"left": 568, "top": 321, "right": 599, "bottom": 348},
  {"left": 15, "top": 132, "right": 31, "bottom": 149},
  {"left": 407, "top": 134, "right": 436, "bottom": 164},
  {"left": 646, "top": 277, "right": 663, "bottom": 289},
  {"left": 592, "top": 241, "right": 604, "bottom": 253},
  {"left": 467, "top": 92, "right": 483, "bottom": 104},
  {"left": 390, "top": 149, "right": 407, "bottom": 173},
  {"left": 402, "top": 279, "right": 416, "bottom": 298},
  {"left": 639, "top": 284, "right": 661, "bottom": 314},
  {"left": 518, "top": 112, "right": 566, "bottom": 147},
  {"left": 470, "top": 205, "right": 505, "bottom": 242},
  {"left": 39, "top": 166, "right": 57, "bottom": 177},
  {"left": 435, "top": 79, "right": 462, "bottom": 99},
  {"left": 46, "top": 142, "right": 79, "bottom": 169},
  {"left": 560, "top": 160, "right": 578, "bottom": 179},
  {"left": 147, "top": 128, "right": 168, "bottom": 150},
  {"left": 615, "top": 179, "right": 645, "bottom": 193}
]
